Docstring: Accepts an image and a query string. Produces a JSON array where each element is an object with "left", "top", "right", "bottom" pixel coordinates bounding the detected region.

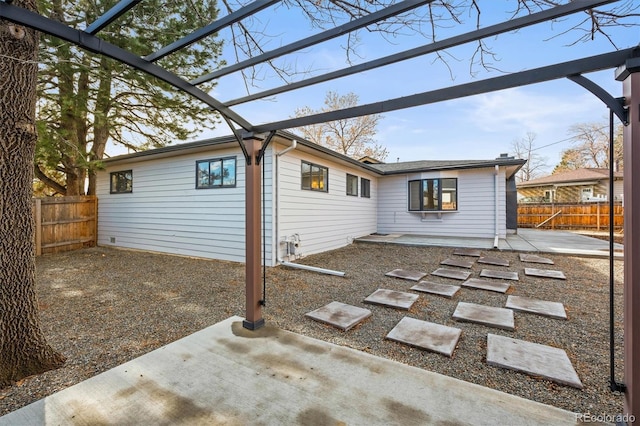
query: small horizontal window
[
  {"left": 110, "top": 170, "right": 132, "bottom": 194},
  {"left": 196, "top": 157, "right": 237, "bottom": 189},
  {"left": 361, "top": 178, "right": 371, "bottom": 198},
  {"left": 346, "top": 174, "right": 358, "bottom": 196},
  {"left": 301, "top": 161, "right": 328, "bottom": 192},
  {"left": 408, "top": 178, "right": 457, "bottom": 211}
]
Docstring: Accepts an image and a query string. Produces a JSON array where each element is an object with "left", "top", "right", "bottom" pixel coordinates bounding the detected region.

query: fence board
[
  {"left": 32, "top": 196, "right": 97, "bottom": 255},
  {"left": 518, "top": 202, "right": 623, "bottom": 231}
]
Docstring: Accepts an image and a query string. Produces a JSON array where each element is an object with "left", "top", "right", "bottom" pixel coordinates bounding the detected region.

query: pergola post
[
  {"left": 616, "top": 56, "right": 640, "bottom": 420},
  {"left": 242, "top": 135, "right": 265, "bottom": 330}
]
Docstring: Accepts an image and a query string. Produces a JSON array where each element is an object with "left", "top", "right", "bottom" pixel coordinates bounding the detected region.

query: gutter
[
  {"left": 494, "top": 165, "right": 500, "bottom": 248},
  {"left": 278, "top": 260, "right": 346, "bottom": 277}
]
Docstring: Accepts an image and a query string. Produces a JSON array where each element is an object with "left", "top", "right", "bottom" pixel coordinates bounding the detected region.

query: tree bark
[{"left": 0, "top": 0, "right": 66, "bottom": 386}]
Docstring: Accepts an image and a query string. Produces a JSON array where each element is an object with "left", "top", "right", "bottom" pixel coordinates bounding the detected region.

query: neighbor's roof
[
  {"left": 104, "top": 131, "right": 525, "bottom": 176},
  {"left": 517, "top": 168, "right": 623, "bottom": 188}
]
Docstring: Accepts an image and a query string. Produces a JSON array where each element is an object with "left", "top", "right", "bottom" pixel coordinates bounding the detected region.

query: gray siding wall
[
  {"left": 275, "top": 144, "right": 378, "bottom": 260},
  {"left": 97, "top": 146, "right": 274, "bottom": 265},
  {"left": 377, "top": 167, "right": 506, "bottom": 239}
]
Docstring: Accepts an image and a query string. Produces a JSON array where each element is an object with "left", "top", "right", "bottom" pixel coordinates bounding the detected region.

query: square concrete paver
[
  {"left": 478, "top": 256, "right": 510, "bottom": 267},
  {"left": 386, "top": 317, "right": 462, "bottom": 357},
  {"left": 431, "top": 268, "right": 472, "bottom": 281},
  {"left": 364, "top": 289, "right": 419, "bottom": 310},
  {"left": 462, "top": 278, "right": 511, "bottom": 293},
  {"left": 305, "top": 302, "right": 372, "bottom": 331},
  {"left": 385, "top": 269, "right": 427, "bottom": 281},
  {"left": 519, "top": 254, "right": 555, "bottom": 265},
  {"left": 524, "top": 268, "right": 567, "bottom": 280},
  {"left": 453, "top": 248, "right": 482, "bottom": 257},
  {"left": 452, "top": 302, "right": 515, "bottom": 330},
  {"left": 411, "top": 281, "right": 461, "bottom": 298},
  {"left": 506, "top": 295, "right": 567, "bottom": 320},
  {"left": 486, "top": 334, "right": 583, "bottom": 389},
  {"left": 440, "top": 258, "right": 474, "bottom": 269},
  {"left": 480, "top": 269, "right": 519, "bottom": 281}
]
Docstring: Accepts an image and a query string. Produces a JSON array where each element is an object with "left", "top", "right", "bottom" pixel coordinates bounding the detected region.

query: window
[
  {"left": 408, "top": 178, "right": 457, "bottom": 211},
  {"left": 110, "top": 170, "right": 132, "bottom": 194},
  {"left": 301, "top": 161, "right": 328, "bottom": 192},
  {"left": 346, "top": 174, "right": 358, "bottom": 196},
  {"left": 544, "top": 189, "right": 556, "bottom": 203},
  {"left": 361, "top": 178, "right": 371, "bottom": 198},
  {"left": 196, "top": 157, "right": 237, "bottom": 189}
]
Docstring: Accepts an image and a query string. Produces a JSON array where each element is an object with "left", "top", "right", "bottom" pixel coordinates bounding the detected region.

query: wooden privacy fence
[
  {"left": 518, "top": 202, "right": 623, "bottom": 231},
  {"left": 32, "top": 196, "right": 97, "bottom": 256}
]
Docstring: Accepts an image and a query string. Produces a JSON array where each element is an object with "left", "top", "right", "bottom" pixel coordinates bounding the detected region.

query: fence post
[
  {"left": 597, "top": 202, "right": 601, "bottom": 231},
  {"left": 34, "top": 198, "right": 42, "bottom": 256}
]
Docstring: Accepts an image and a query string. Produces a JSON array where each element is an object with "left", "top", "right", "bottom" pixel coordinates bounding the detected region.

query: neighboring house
[
  {"left": 96, "top": 132, "right": 525, "bottom": 265},
  {"left": 517, "top": 168, "right": 623, "bottom": 203}
]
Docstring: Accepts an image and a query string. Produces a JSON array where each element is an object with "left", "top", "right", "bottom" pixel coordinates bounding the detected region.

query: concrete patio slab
[
  {"left": 462, "top": 278, "right": 511, "bottom": 294},
  {"left": 364, "top": 289, "right": 419, "bottom": 310},
  {"left": 440, "top": 257, "right": 474, "bottom": 269},
  {"left": 480, "top": 269, "right": 519, "bottom": 281},
  {"left": 453, "top": 248, "right": 482, "bottom": 257},
  {"left": 452, "top": 302, "right": 515, "bottom": 331},
  {"left": 0, "top": 316, "right": 579, "bottom": 426},
  {"left": 524, "top": 268, "right": 567, "bottom": 280},
  {"left": 386, "top": 317, "right": 461, "bottom": 357},
  {"left": 431, "top": 268, "right": 472, "bottom": 281},
  {"left": 411, "top": 281, "right": 461, "bottom": 298},
  {"left": 385, "top": 268, "right": 427, "bottom": 282},
  {"left": 486, "top": 334, "right": 583, "bottom": 389},
  {"left": 519, "top": 254, "right": 555, "bottom": 265},
  {"left": 305, "top": 301, "right": 372, "bottom": 331},
  {"left": 506, "top": 295, "right": 567, "bottom": 320},
  {"left": 478, "top": 256, "right": 510, "bottom": 267}
]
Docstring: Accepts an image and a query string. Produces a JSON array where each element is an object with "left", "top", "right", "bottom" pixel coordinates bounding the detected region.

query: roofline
[
  {"left": 517, "top": 174, "right": 622, "bottom": 188},
  {"left": 377, "top": 159, "right": 526, "bottom": 176}
]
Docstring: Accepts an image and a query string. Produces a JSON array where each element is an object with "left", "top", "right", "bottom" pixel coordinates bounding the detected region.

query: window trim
[
  {"left": 195, "top": 156, "right": 237, "bottom": 189},
  {"left": 361, "top": 177, "right": 371, "bottom": 198},
  {"left": 301, "top": 160, "right": 329, "bottom": 192},
  {"left": 110, "top": 170, "right": 133, "bottom": 194},
  {"left": 408, "top": 178, "right": 458, "bottom": 212},
  {"left": 346, "top": 173, "right": 358, "bottom": 196}
]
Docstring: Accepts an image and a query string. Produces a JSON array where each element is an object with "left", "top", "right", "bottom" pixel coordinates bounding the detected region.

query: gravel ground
[{"left": 0, "top": 243, "right": 625, "bottom": 418}]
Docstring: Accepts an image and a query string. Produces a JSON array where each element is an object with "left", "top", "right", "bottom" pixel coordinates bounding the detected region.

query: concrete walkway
[
  {"left": 357, "top": 228, "right": 623, "bottom": 258},
  {"left": 0, "top": 316, "right": 578, "bottom": 426}
]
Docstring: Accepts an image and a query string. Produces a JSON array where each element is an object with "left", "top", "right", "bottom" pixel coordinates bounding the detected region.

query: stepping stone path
[
  {"left": 305, "top": 302, "right": 372, "bottom": 331},
  {"left": 462, "top": 278, "right": 511, "bottom": 294},
  {"left": 453, "top": 248, "right": 481, "bottom": 257},
  {"left": 364, "top": 289, "right": 419, "bottom": 310},
  {"left": 478, "top": 256, "right": 510, "bottom": 267},
  {"left": 519, "top": 253, "right": 554, "bottom": 265},
  {"left": 486, "top": 334, "right": 583, "bottom": 389},
  {"left": 506, "top": 295, "right": 567, "bottom": 320},
  {"left": 411, "top": 281, "right": 460, "bottom": 298},
  {"left": 453, "top": 302, "right": 515, "bottom": 331},
  {"left": 385, "top": 269, "right": 427, "bottom": 282},
  {"left": 431, "top": 268, "right": 471, "bottom": 281},
  {"left": 480, "top": 269, "right": 519, "bottom": 281},
  {"left": 524, "top": 267, "right": 566, "bottom": 280},
  {"left": 386, "top": 316, "right": 462, "bottom": 357},
  {"left": 440, "top": 258, "right": 474, "bottom": 269}
]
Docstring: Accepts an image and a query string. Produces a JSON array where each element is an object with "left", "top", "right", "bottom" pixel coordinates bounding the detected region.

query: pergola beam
[
  {"left": 253, "top": 48, "right": 636, "bottom": 133},
  {"left": 85, "top": 0, "right": 142, "bottom": 35},
  {"left": 226, "top": 0, "right": 615, "bottom": 106},
  {"left": 190, "top": 0, "right": 435, "bottom": 85}
]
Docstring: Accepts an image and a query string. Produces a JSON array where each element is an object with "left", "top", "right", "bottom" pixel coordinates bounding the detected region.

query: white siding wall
[
  {"left": 614, "top": 179, "right": 624, "bottom": 202},
  {"left": 377, "top": 167, "right": 507, "bottom": 239},
  {"left": 97, "top": 146, "right": 274, "bottom": 265},
  {"left": 276, "top": 146, "right": 378, "bottom": 260}
]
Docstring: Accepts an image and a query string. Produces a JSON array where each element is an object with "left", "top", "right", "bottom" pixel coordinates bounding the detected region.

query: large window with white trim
[{"left": 408, "top": 178, "right": 457, "bottom": 211}]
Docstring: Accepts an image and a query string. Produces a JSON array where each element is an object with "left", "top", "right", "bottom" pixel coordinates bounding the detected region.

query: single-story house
[
  {"left": 96, "top": 132, "right": 525, "bottom": 265},
  {"left": 517, "top": 168, "right": 623, "bottom": 203}
]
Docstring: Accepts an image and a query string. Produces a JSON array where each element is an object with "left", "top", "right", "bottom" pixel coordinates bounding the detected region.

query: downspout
[
  {"left": 494, "top": 165, "right": 500, "bottom": 248},
  {"left": 275, "top": 139, "right": 297, "bottom": 265}
]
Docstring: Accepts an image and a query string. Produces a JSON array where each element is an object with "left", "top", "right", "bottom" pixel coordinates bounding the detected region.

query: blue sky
[{"left": 123, "top": 2, "right": 639, "bottom": 175}]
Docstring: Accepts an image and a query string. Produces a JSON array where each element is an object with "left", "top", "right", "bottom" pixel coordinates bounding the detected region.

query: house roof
[
  {"left": 517, "top": 168, "right": 623, "bottom": 188},
  {"left": 103, "top": 131, "right": 526, "bottom": 177}
]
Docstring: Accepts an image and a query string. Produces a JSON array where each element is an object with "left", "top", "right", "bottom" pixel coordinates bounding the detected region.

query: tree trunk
[{"left": 0, "top": 0, "right": 66, "bottom": 386}]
